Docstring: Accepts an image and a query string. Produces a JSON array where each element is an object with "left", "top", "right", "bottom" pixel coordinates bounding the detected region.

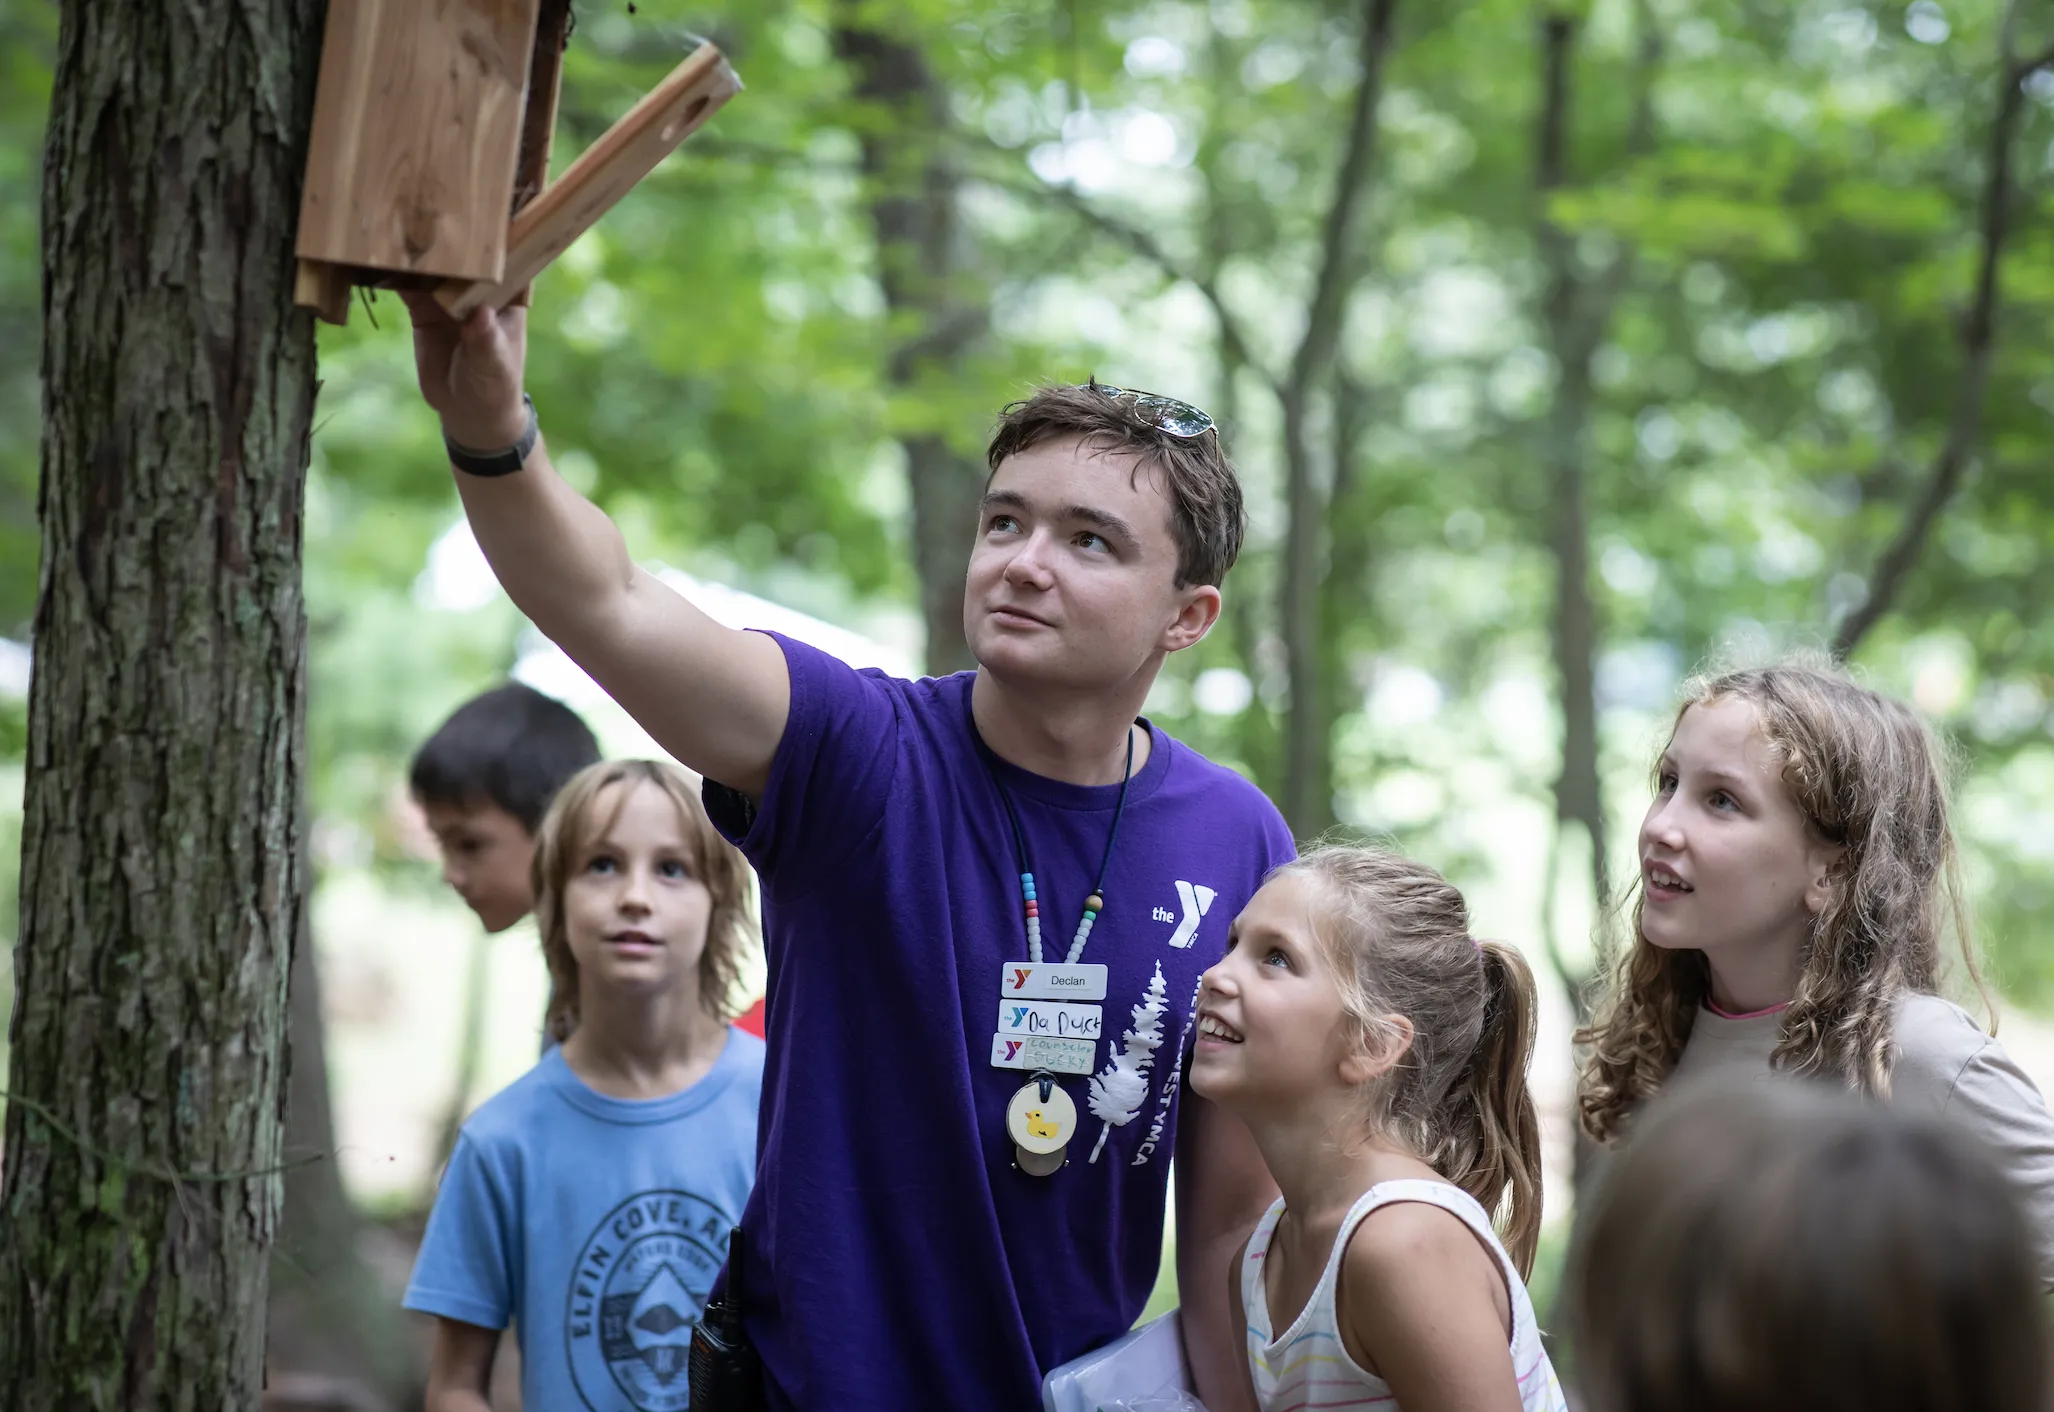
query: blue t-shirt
[
  {"left": 403, "top": 1033, "right": 765, "bottom": 1412},
  {"left": 704, "top": 635, "right": 1295, "bottom": 1412}
]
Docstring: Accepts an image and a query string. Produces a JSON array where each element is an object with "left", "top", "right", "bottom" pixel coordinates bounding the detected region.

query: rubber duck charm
[{"left": 1007, "top": 1070, "right": 1078, "bottom": 1177}]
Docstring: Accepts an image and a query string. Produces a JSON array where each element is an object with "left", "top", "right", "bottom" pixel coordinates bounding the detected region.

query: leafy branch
[
  {"left": 964, "top": 155, "right": 1285, "bottom": 401},
  {"left": 1832, "top": 0, "right": 2053, "bottom": 658}
]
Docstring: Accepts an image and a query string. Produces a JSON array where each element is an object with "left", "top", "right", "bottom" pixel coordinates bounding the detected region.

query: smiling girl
[
  {"left": 1192, "top": 847, "right": 1567, "bottom": 1412},
  {"left": 1578, "top": 662, "right": 2054, "bottom": 1280},
  {"left": 405, "top": 760, "right": 765, "bottom": 1412}
]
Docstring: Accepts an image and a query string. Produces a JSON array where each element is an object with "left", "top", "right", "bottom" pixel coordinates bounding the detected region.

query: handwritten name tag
[
  {"left": 996, "top": 998, "right": 1103, "bottom": 1041},
  {"left": 998, "top": 962, "right": 1109, "bottom": 1001},
  {"left": 989, "top": 1033, "right": 1097, "bottom": 1075}
]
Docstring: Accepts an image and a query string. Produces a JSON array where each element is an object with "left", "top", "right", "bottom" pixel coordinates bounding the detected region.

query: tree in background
[
  {"left": 0, "top": 2, "right": 320, "bottom": 1405},
  {"left": 12, "top": 4, "right": 2054, "bottom": 1377},
  {"left": 835, "top": 0, "right": 994, "bottom": 675},
  {"left": 267, "top": 860, "right": 420, "bottom": 1410}
]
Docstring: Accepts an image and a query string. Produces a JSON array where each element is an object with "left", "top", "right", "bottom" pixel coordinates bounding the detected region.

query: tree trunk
[
  {"left": 1277, "top": 391, "right": 1331, "bottom": 837},
  {"left": 832, "top": 12, "right": 988, "bottom": 677},
  {"left": 903, "top": 434, "right": 983, "bottom": 677},
  {"left": 0, "top": 2, "right": 321, "bottom": 1406},
  {"left": 1541, "top": 386, "right": 1608, "bottom": 920},
  {"left": 1533, "top": 5, "right": 1661, "bottom": 1203},
  {"left": 428, "top": 924, "right": 495, "bottom": 1178},
  {"left": 1321, "top": 372, "right": 1373, "bottom": 775},
  {"left": 1532, "top": 4, "right": 1666, "bottom": 996},
  {"left": 267, "top": 877, "right": 419, "bottom": 1409},
  {"left": 1277, "top": 0, "right": 1398, "bottom": 838},
  {"left": 1199, "top": 22, "right": 1283, "bottom": 797}
]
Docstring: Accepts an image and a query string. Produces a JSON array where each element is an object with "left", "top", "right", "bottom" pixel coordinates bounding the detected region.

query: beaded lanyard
[{"left": 981, "top": 727, "right": 1136, "bottom": 964}]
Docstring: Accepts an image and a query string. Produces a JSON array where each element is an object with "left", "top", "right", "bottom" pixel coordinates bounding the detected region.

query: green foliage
[
  {"left": 1047, "top": 0, "right": 2054, "bottom": 1001},
  {"left": 0, "top": 6, "right": 55, "bottom": 637},
  {"left": 8, "top": 0, "right": 2054, "bottom": 1107}
]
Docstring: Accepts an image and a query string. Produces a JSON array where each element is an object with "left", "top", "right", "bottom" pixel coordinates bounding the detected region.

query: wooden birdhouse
[{"left": 293, "top": 0, "right": 739, "bottom": 324}]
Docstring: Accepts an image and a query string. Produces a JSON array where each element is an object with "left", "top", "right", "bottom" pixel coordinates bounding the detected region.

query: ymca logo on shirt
[
  {"left": 567, "top": 1190, "right": 732, "bottom": 1412},
  {"left": 1149, "top": 880, "right": 1217, "bottom": 948}
]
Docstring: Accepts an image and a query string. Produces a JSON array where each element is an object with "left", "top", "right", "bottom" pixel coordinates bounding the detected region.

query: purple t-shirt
[{"left": 704, "top": 634, "right": 1295, "bottom": 1412}]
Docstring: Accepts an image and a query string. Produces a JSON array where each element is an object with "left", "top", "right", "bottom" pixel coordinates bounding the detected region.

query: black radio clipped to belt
[{"left": 689, "top": 1223, "right": 765, "bottom": 1412}]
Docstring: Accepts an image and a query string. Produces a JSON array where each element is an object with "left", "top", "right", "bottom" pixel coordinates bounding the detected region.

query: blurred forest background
[{"left": 7, "top": 0, "right": 2054, "bottom": 1403}]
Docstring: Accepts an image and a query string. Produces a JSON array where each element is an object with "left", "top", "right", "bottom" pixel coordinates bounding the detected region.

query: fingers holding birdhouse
[{"left": 400, "top": 292, "right": 532, "bottom": 451}]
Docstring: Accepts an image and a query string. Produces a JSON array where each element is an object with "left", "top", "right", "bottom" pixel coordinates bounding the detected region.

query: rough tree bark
[
  {"left": 833, "top": 7, "right": 989, "bottom": 676},
  {"left": 0, "top": 2, "right": 322, "bottom": 1406},
  {"left": 1831, "top": 3, "right": 2054, "bottom": 659}
]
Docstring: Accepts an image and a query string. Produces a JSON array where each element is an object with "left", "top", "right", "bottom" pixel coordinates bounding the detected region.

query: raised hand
[{"left": 400, "top": 291, "right": 531, "bottom": 450}]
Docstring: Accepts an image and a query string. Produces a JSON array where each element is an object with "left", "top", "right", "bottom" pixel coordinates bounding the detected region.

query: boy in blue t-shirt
[{"left": 406, "top": 760, "right": 765, "bottom": 1412}]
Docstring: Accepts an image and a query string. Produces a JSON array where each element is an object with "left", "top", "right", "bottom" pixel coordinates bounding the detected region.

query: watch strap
[{"left": 444, "top": 394, "right": 538, "bottom": 477}]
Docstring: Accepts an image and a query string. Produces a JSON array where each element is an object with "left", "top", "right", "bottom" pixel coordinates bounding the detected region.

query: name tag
[
  {"left": 996, "top": 998, "right": 1103, "bottom": 1040},
  {"left": 998, "top": 962, "right": 1109, "bottom": 1001},
  {"left": 989, "top": 1033, "right": 1097, "bottom": 1075}
]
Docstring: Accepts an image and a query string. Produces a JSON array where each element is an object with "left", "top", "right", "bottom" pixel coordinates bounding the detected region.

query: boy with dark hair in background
[
  {"left": 410, "top": 681, "right": 766, "bottom": 1040},
  {"left": 411, "top": 681, "right": 603, "bottom": 935}
]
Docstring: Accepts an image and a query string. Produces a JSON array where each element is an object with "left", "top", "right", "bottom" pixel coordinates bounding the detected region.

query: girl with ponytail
[{"left": 1190, "top": 845, "right": 1565, "bottom": 1412}]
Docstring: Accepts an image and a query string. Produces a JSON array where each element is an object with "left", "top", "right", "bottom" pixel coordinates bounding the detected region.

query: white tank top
[{"left": 1240, "top": 1179, "right": 1568, "bottom": 1412}]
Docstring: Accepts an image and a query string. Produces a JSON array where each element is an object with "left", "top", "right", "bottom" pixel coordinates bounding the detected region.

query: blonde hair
[
  {"left": 1570, "top": 1077, "right": 2045, "bottom": 1412},
  {"left": 1285, "top": 844, "right": 1545, "bottom": 1275},
  {"left": 531, "top": 760, "right": 757, "bottom": 1043},
  {"left": 1578, "top": 659, "right": 1983, "bottom": 1142}
]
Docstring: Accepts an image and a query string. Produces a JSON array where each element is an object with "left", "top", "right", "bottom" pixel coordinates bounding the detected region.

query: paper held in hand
[{"left": 1038, "top": 1311, "right": 1199, "bottom": 1412}]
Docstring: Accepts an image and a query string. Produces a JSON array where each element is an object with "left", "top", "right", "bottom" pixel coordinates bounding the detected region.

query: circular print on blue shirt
[{"left": 565, "top": 1189, "right": 732, "bottom": 1411}]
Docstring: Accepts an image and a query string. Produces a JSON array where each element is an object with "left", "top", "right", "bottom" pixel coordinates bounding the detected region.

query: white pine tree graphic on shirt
[{"left": 1087, "top": 961, "right": 1168, "bottom": 1163}]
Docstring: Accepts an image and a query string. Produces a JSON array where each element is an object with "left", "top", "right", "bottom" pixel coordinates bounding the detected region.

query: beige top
[{"left": 1670, "top": 992, "right": 2054, "bottom": 1283}]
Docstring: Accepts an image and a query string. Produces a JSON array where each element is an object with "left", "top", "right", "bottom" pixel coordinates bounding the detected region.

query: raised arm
[{"left": 402, "top": 294, "right": 789, "bottom": 794}]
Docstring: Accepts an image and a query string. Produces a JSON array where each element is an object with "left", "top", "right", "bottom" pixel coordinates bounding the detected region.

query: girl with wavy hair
[
  {"left": 1577, "top": 660, "right": 2054, "bottom": 1279},
  {"left": 1194, "top": 845, "right": 1567, "bottom": 1412}
]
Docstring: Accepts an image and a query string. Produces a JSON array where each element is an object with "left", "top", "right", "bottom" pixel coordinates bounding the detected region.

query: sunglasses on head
[{"left": 1092, "top": 382, "right": 1216, "bottom": 440}]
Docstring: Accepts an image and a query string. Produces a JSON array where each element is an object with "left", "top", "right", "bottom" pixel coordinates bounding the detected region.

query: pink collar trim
[{"left": 1705, "top": 999, "right": 1791, "bottom": 1021}]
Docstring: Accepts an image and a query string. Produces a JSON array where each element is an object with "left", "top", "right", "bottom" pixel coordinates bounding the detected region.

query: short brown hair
[
  {"left": 1570, "top": 1077, "right": 2046, "bottom": 1412},
  {"left": 986, "top": 381, "right": 1245, "bottom": 587},
  {"left": 531, "top": 760, "right": 757, "bottom": 1041}
]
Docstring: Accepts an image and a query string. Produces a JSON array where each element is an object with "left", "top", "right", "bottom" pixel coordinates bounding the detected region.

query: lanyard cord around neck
[{"left": 980, "top": 727, "right": 1137, "bottom": 965}]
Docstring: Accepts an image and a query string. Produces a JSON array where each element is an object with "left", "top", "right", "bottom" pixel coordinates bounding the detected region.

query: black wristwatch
[{"left": 444, "top": 394, "right": 538, "bottom": 477}]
